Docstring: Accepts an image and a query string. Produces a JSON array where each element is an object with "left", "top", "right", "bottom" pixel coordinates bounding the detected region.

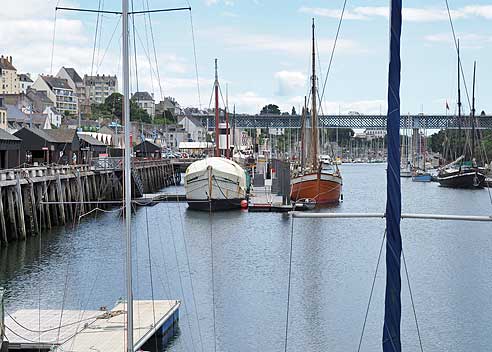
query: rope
[
  {"left": 402, "top": 249, "right": 424, "bottom": 352},
  {"left": 357, "top": 229, "right": 386, "bottom": 352},
  {"left": 283, "top": 211, "right": 295, "bottom": 352},
  {"left": 50, "top": 0, "right": 62, "bottom": 75},
  {"left": 144, "top": 207, "right": 159, "bottom": 352},
  {"left": 319, "top": 0, "right": 348, "bottom": 103},
  {"left": 145, "top": 0, "right": 165, "bottom": 103},
  {"left": 90, "top": 0, "right": 103, "bottom": 79},
  {"left": 444, "top": 0, "right": 472, "bottom": 111},
  {"left": 188, "top": 7, "right": 203, "bottom": 109},
  {"left": 208, "top": 195, "right": 217, "bottom": 352}
]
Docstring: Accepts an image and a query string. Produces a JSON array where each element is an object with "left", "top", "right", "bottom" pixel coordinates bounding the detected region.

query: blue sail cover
[{"left": 383, "top": 0, "right": 402, "bottom": 351}]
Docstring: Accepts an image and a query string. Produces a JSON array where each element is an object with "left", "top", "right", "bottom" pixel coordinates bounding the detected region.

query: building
[
  {"left": 18, "top": 73, "right": 33, "bottom": 93},
  {"left": 0, "top": 97, "right": 7, "bottom": 130},
  {"left": 134, "top": 140, "right": 161, "bottom": 158},
  {"left": 44, "top": 106, "right": 63, "bottom": 128},
  {"left": 14, "top": 127, "right": 77, "bottom": 164},
  {"left": 178, "top": 142, "right": 213, "bottom": 156},
  {"left": 0, "top": 128, "right": 21, "bottom": 169},
  {"left": 0, "top": 55, "right": 19, "bottom": 94},
  {"left": 364, "top": 128, "right": 386, "bottom": 140},
  {"left": 84, "top": 74, "right": 118, "bottom": 105},
  {"left": 57, "top": 67, "right": 88, "bottom": 116},
  {"left": 156, "top": 97, "right": 182, "bottom": 117},
  {"left": 177, "top": 116, "right": 206, "bottom": 142},
  {"left": 32, "top": 75, "right": 77, "bottom": 115},
  {"left": 77, "top": 132, "right": 107, "bottom": 162},
  {"left": 132, "top": 92, "right": 155, "bottom": 118},
  {"left": 5, "top": 104, "right": 51, "bottom": 133}
]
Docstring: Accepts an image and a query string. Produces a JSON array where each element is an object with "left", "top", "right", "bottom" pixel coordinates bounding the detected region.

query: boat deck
[{"left": 5, "top": 300, "right": 180, "bottom": 351}]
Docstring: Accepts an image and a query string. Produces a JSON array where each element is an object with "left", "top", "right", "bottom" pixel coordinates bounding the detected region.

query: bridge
[{"left": 196, "top": 114, "right": 492, "bottom": 129}]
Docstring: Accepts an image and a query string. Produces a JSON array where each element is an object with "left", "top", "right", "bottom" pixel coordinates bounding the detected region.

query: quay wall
[{"left": 0, "top": 160, "right": 179, "bottom": 245}]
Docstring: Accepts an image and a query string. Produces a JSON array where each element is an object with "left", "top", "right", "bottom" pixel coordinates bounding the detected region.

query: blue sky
[{"left": 2, "top": 0, "right": 492, "bottom": 114}]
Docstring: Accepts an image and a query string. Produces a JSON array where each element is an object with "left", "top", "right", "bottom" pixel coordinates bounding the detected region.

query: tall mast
[
  {"left": 226, "top": 83, "right": 230, "bottom": 159},
  {"left": 471, "top": 61, "right": 476, "bottom": 159},
  {"left": 311, "top": 18, "right": 318, "bottom": 168},
  {"left": 122, "top": 0, "right": 133, "bottom": 350},
  {"left": 457, "top": 40, "right": 462, "bottom": 158},
  {"left": 300, "top": 96, "right": 306, "bottom": 169},
  {"left": 214, "top": 59, "right": 220, "bottom": 157}
]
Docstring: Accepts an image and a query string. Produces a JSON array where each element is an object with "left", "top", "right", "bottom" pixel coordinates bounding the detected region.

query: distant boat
[
  {"left": 437, "top": 52, "right": 485, "bottom": 189},
  {"left": 184, "top": 157, "right": 247, "bottom": 211},
  {"left": 412, "top": 169, "right": 432, "bottom": 182},
  {"left": 290, "top": 20, "right": 342, "bottom": 205}
]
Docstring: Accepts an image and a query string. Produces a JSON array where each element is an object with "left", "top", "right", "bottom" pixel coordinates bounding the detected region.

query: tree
[
  {"left": 291, "top": 106, "right": 297, "bottom": 115},
  {"left": 90, "top": 93, "right": 152, "bottom": 123},
  {"left": 260, "top": 104, "right": 281, "bottom": 115}
]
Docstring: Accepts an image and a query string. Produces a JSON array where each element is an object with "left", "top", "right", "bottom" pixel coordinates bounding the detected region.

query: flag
[{"left": 446, "top": 101, "right": 450, "bottom": 110}]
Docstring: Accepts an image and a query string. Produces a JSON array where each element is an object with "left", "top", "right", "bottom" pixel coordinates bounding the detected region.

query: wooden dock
[
  {"left": 248, "top": 183, "right": 292, "bottom": 212},
  {"left": 5, "top": 300, "right": 180, "bottom": 351}
]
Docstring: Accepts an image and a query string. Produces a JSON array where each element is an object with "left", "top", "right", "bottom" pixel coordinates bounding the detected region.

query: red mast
[
  {"left": 214, "top": 58, "right": 220, "bottom": 157},
  {"left": 226, "top": 84, "right": 230, "bottom": 159}
]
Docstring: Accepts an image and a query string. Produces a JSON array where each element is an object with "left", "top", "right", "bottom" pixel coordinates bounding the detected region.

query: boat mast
[
  {"left": 226, "top": 84, "right": 230, "bottom": 159},
  {"left": 300, "top": 96, "right": 306, "bottom": 169},
  {"left": 457, "top": 40, "right": 462, "bottom": 159},
  {"left": 471, "top": 61, "right": 476, "bottom": 160},
  {"left": 122, "top": 0, "right": 133, "bottom": 350},
  {"left": 311, "top": 18, "right": 318, "bottom": 169},
  {"left": 214, "top": 59, "right": 220, "bottom": 157}
]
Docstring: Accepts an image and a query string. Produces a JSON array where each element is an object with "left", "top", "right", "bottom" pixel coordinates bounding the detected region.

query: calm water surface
[{"left": 1, "top": 163, "right": 492, "bottom": 351}]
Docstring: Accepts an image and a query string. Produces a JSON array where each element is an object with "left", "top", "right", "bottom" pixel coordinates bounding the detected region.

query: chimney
[{"left": 9, "top": 56, "right": 12, "bottom": 64}]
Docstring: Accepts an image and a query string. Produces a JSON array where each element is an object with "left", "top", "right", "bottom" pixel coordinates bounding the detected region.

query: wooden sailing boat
[
  {"left": 437, "top": 49, "right": 486, "bottom": 188},
  {"left": 290, "top": 20, "right": 342, "bottom": 205}
]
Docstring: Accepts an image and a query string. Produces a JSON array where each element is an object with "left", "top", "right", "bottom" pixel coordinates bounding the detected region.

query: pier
[
  {"left": 0, "top": 159, "right": 181, "bottom": 245},
  {"left": 4, "top": 300, "right": 180, "bottom": 351}
]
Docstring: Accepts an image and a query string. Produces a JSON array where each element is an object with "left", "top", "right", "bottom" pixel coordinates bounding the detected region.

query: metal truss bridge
[{"left": 197, "top": 114, "right": 492, "bottom": 130}]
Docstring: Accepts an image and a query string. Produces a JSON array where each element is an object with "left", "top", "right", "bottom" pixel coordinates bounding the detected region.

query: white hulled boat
[{"left": 184, "top": 157, "right": 247, "bottom": 211}]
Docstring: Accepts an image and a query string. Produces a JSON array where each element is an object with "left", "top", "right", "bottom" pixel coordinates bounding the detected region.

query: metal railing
[{"left": 0, "top": 164, "right": 92, "bottom": 182}]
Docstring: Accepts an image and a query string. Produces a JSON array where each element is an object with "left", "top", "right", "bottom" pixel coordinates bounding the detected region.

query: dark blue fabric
[{"left": 383, "top": 1, "right": 402, "bottom": 351}]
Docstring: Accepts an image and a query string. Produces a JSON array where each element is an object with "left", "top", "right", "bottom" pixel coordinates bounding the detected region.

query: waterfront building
[
  {"left": 132, "top": 91, "right": 155, "bottom": 118},
  {"left": 32, "top": 75, "right": 77, "bottom": 116},
  {"left": 0, "top": 128, "right": 21, "bottom": 169},
  {"left": 77, "top": 132, "right": 108, "bottom": 162},
  {"left": 178, "top": 115, "right": 206, "bottom": 142},
  {"left": 5, "top": 104, "right": 51, "bottom": 133},
  {"left": 134, "top": 140, "right": 162, "bottom": 158},
  {"left": 18, "top": 73, "right": 33, "bottom": 93},
  {"left": 57, "top": 67, "right": 89, "bottom": 116},
  {"left": 0, "top": 98, "right": 7, "bottom": 130},
  {"left": 0, "top": 55, "right": 19, "bottom": 95},
  {"left": 84, "top": 74, "right": 118, "bottom": 105}
]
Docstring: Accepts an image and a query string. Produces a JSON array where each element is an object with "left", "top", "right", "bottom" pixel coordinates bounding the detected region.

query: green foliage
[
  {"left": 291, "top": 106, "right": 297, "bottom": 115},
  {"left": 260, "top": 104, "right": 281, "bottom": 115},
  {"left": 428, "top": 129, "right": 492, "bottom": 162},
  {"left": 90, "top": 93, "right": 152, "bottom": 123}
]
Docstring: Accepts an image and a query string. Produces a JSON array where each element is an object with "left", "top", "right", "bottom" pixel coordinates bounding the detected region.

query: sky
[{"left": 1, "top": 0, "right": 492, "bottom": 115}]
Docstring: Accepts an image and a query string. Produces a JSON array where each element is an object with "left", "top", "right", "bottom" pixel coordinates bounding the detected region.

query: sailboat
[
  {"left": 290, "top": 20, "right": 342, "bottom": 205},
  {"left": 437, "top": 50, "right": 486, "bottom": 188},
  {"left": 184, "top": 59, "right": 248, "bottom": 210}
]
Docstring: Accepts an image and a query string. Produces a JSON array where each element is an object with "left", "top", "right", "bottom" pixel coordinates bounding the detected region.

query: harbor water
[{"left": 1, "top": 163, "right": 492, "bottom": 351}]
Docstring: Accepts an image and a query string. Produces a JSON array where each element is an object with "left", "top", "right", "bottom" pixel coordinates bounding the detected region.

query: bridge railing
[
  {"left": 0, "top": 164, "right": 92, "bottom": 182},
  {"left": 90, "top": 157, "right": 172, "bottom": 171}
]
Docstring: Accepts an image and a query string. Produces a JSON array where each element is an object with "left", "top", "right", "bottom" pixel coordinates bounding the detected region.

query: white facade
[
  {"left": 84, "top": 74, "right": 118, "bottom": 105},
  {"left": 178, "top": 116, "right": 206, "bottom": 142},
  {"left": 32, "top": 76, "right": 77, "bottom": 115},
  {"left": 0, "top": 56, "right": 19, "bottom": 94},
  {"left": 18, "top": 74, "right": 33, "bottom": 93},
  {"left": 44, "top": 107, "right": 63, "bottom": 128}
]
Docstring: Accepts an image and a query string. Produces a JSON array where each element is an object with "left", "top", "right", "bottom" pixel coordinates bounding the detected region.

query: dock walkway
[{"left": 5, "top": 300, "right": 180, "bottom": 351}]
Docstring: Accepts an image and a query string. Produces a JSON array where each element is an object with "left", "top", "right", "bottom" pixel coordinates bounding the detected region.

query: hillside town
[{"left": 0, "top": 54, "right": 215, "bottom": 168}]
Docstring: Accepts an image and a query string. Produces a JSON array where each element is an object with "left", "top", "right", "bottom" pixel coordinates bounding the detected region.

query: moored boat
[
  {"left": 290, "top": 20, "right": 342, "bottom": 205},
  {"left": 184, "top": 157, "right": 247, "bottom": 211},
  {"left": 412, "top": 170, "right": 432, "bottom": 182}
]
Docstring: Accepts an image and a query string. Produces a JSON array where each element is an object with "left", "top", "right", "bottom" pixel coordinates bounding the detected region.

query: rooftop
[
  {"left": 41, "top": 75, "right": 72, "bottom": 90},
  {"left": 18, "top": 73, "right": 33, "bottom": 82},
  {"left": 0, "top": 128, "right": 21, "bottom": 142},
  {"left": 62, "top": 67, "right": 83, "bottom": 84},
  {"left": 0, "top": 56, "right": 16, "bottom": 71},
  {"left": 132, "top": 91, "right": 154, "bottom": 101}
]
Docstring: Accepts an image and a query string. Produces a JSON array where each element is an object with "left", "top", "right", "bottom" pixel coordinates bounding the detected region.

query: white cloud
[
  {"left": 229, "top": 91, "right": 269, "bottom": 113},
  {"left": 424, "top": 33, "right": 492, "bottom": 48},
  {"left": 205, "top": 0, "right": 234, "bottom": 6},
  {"left": 321, "top": 100, "right": 386, "bottom": 115},
  {"left": 300, "top": 5, "right": 492, "bottom": 22},
  {"left": 204, "top": 27, "right": 365, "bottom": 56},
  {"left": 274, "top": 71, "right": 306, "bottom": 96}
]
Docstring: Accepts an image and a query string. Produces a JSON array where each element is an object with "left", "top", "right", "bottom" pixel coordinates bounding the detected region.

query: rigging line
[
  {"left": 444, "top": 0, "right": 472, "bottom": 111},
  {"left": 144, "top": 207, "right": 159, "bottom": 352},
  {"left": 320, "top": 0, "right": 348, "bottom": 103},
  {"left": 141, "top": 1, "right": 155, "bottom": 101},
  {"left": 5, "top": 310, "right": 100, "bottom": 333},
  {"left": 357, "top": 229, "right": 386, "bottom": 352},
  {"left": 170, "top": 166, "right": 205, "bottom": 352},
  {"left": 208, "top": 197, "right": 217, "bottom": 352},
  {"left": 131, "top": 0, "right": 141, "bottom": 96},
  {"left": 401, "top": 248, "right": 424, "bottom": 352},
  {"left": 96, "top": 15, "right": 122, "bottom": 73},
  {"left": 145, "top": 0, "right": 165, "bottom": 103},
  {"left": 50, "top": 0, "right": 62, "bottom": 75},
  {"left": 90, "top": 0, "right": 103, "bottom": 78},
  {"left": 164, "top": 201, "right": 198, "bottom": 352},
  {"left": 189, "top": 8, "right": 203, "bottom": 109},
  {"left": 283, "top": 212, "right": 295, "bottom": 352},
  {"left": 97, "top": 0, "right": 106, "bottom": 68}
]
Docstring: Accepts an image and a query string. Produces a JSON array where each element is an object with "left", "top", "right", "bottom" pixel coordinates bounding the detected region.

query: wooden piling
[
  {"left": 0, "top": 188, "right": 7, "bottom": 244},
  {"left": 15, "top": 176, "right": 27, "bottom": 240},
  {"left": 56, "top": 175, "right": 66, "bottom": 224}
]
